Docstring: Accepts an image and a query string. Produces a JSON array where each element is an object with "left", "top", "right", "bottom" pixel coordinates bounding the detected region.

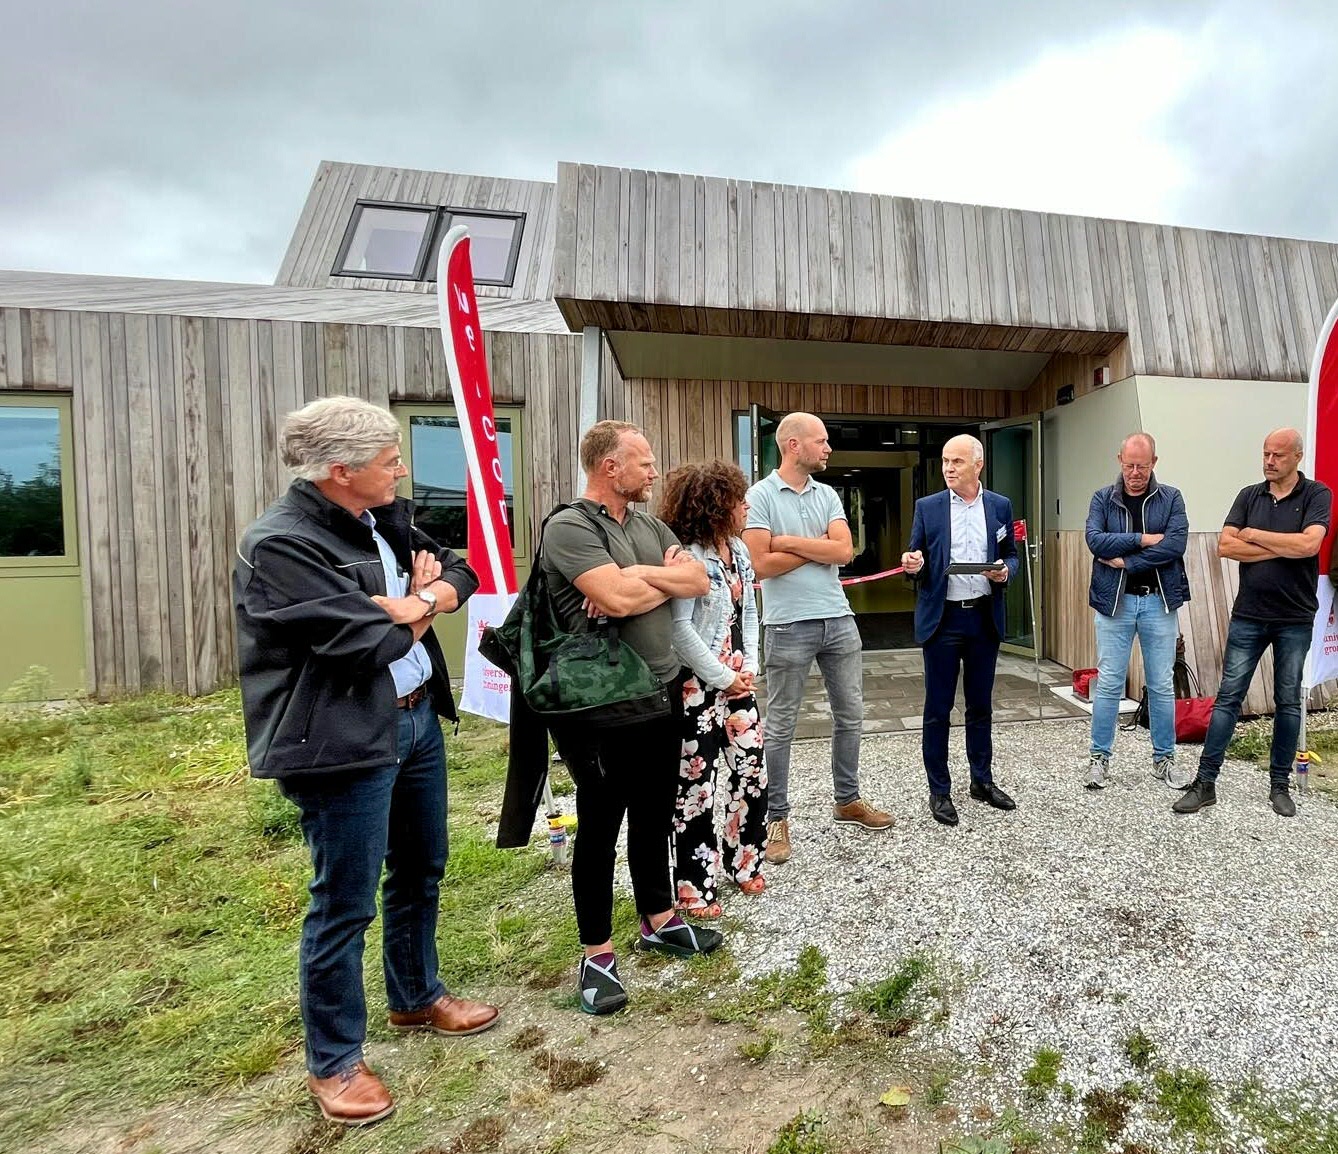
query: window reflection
[
  {"left": 408, "top": 414, "right": 515, "bottom": 549},
  {"left": 0, "top": 407, "right": 64, "bottom": 557}
]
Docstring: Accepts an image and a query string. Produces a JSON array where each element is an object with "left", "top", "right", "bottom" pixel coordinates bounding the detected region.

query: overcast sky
[{"left": 2, "top": 0, "right": 1334, "bottom": 285}]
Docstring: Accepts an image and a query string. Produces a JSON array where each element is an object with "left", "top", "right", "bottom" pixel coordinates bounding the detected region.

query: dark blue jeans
[
  {"left": 278, "top": 698, "right": 448, "bottom": 1078},
  {"left": 1198, "top": 617, "right": 1311, "bottom": 786},
  {"left": 921, "top": 602, "right": 999, "bottom": 797}
]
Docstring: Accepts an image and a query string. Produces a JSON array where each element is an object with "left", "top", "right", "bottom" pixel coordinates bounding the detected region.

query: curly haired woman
[{"left": 660, "top": 460, "right": 768, "bottom": 918}]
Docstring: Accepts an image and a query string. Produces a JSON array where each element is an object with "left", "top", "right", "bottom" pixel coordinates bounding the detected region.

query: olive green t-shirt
[{"left": 540, "top": 499, "right": 682, "bottom": 683}]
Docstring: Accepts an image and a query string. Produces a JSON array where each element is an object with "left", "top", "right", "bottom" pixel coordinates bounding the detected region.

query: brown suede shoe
[
  {"left": 387, "top": 993, "right": 500, "bottom": 1036},
  {"left": 307, "top": 1061, "right": 395, "bottom": 1126},
  {"left": 764, "top": 818, "right": 791, "bottom": 864},
  {"left": 833, "top": 798, "right": 894, "bottom": 830}
]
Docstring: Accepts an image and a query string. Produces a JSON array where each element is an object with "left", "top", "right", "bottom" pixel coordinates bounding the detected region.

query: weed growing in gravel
[
  {"left": 1122, "top": 1027, "right": 1158, "bottom": 1070},
  {"left": 1081, "top": 1085, "right": 1136, "bottom": 1142},
  {"left": 924, "top": 1067, "right": 954, "bottom": 1107},
  {"left": 1022, "top": 1047, "right": 1064, "bottom": 1099},
  {"left": 767, "top": 1110, "right": 830, "bottom": 1154},
  {"left": 941, "top": 1136, "right": 1011, "bottom": 1154},
  {"left": 1229, "top": 1078, "right": 1338, "bottom": 1153},
  {"left": 1154, "top": 1067, "right": 1218, "bottom": 1140},
  {"left": 992, "top": 1106, "right": 1045, "bottom": 1154},
  {"left": 851, "top": 953, "right": 930, "bottom": 1020}
]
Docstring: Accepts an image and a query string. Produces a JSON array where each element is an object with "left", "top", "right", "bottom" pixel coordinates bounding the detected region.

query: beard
[{"left": 615, "top": 479, "right": 653, "bottom": 503}]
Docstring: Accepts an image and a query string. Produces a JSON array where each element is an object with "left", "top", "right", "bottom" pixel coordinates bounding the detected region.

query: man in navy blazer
[{"left": 902, "top": 434, "right": 1020, "bottom": 826}]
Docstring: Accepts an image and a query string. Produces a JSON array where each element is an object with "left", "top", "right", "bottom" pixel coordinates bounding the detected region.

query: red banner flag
[
  {"left": 1013, "top": 519, "right": 1028, "bottom": 541},
  {"left": 437, "top": 227, "right": 518, "bottom": 720},
  {"left": 1303, "top": 296, "right": 1338, "bottom": 688}
]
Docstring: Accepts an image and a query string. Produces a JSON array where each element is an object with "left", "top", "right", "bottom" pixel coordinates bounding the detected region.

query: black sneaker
[
  {"left": 577, "top": 953, "right": 627, "bottom": 1015},
  {"left": 1270, "top": 785, "right": 1296, "bottom": 818},
  {"left": 638, "top": 916, "right": 723, "bottom": 959},
  {"left": 1172, "top": 779, "right": 1216, "bottom": 814}
]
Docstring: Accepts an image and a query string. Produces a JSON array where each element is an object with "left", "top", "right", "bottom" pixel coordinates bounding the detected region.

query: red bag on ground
[
  {"left": 1072, "top": 668, "right": 1097, "bottom": 701},
  {"left": 1174, "top": 696, "right": 1215, "bottom": 743}
]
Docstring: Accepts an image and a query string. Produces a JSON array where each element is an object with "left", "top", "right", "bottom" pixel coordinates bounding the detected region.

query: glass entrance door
[
  {"left": 749, "top": 404, "right": 781, "bottom": 483},
  {"left": 983, "top": 416, "right": 1042, "bottom": 657}
]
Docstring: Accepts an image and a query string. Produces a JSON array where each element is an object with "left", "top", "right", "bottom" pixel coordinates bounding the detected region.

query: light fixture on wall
[{"left": 1057, "top": 383, "right": 1076, "bottom": 405}]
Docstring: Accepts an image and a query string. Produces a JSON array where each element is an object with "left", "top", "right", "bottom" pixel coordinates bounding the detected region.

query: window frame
[
  {"left": 427, "top": 207, "right": 526, "bottom": 287},
  {"left": 393, "top": 403, "right": 529, "bottom": 564},
  {"left": 331, "top": 200, "right": 439, "bottom": 282},
  {"left": 0, "top": 393, "right": 78, "bottom": 572}
]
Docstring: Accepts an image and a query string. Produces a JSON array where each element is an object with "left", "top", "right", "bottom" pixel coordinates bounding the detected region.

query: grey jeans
[{"left": 762, "top": 615, "right": 864, "bottom": 821}]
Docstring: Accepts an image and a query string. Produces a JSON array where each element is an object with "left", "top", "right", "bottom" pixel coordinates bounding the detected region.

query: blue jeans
[
  {"left": 1090, "top": 593, "right": 1179, "bottom": 760},
  {"left": 921, "top": 602, "right": 999, "bottom": 796},
  {"left": 277, "top": 698, "right": 448, "bottom": 1078},
  {"left": 1199, "top": 617, "right": 1311, "bottom": 786},
  {"left": 763, "top": 616, "right": 863, "bottom": 820}
]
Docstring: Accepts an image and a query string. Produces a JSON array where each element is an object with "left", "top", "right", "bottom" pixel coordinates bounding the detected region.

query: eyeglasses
[{"left": 1120, "top": 463, "right": 1152, "bottom": 473}]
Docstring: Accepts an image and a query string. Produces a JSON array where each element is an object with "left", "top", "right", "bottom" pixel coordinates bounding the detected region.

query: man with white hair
[
  {"left": 1174, "top": 427, "right": 1331, "bottom": 818},
  {"left": 744, "top": 412, "right": 893, "bottom": 867},
  {"left": 234, "top": 396, "right": 496, "bottom": 1125},
  {"left": 902, "top": 433, "right": 1019, "bottom": 827}
]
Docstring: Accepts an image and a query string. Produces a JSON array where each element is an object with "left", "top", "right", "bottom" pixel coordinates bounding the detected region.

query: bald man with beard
[{"left": 1174, "top": 428, "right": 1331, "bottom": 818}]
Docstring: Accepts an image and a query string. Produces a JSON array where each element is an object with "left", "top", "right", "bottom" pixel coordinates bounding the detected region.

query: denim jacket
[
  {"left": 1085, "top": 473, "right": 1190, "bottom": 616},
  {"left": 670, "top": 537, "right": 760, "bottom": 690}
]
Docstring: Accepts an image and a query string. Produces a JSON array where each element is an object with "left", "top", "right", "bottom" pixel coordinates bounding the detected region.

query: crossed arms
[
  {"left": 1219, "top": 523, "right": 1325, "bottom": 562},
  {"left": 574, "top": 549, "right": 709, "bottom": 618},
  {"left": 742, "top": 520, "right": 854, "bottom": 579}
]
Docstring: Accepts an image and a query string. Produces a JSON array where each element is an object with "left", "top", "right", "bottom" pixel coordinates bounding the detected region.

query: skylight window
[{"left": 333, "top": 201, "right": 525, "bottom": 286}]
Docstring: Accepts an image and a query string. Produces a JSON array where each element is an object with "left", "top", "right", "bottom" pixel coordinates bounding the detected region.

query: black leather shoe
[
  {"left": 1172, "top": 779, "right": 1216, "bottom": 814},
  {"left": 1270, "top": 785, "right": 1296, "bottom": 818},
  {"left": 969, "top": 781, "right": 1016, "bottom": 811},
  {"left": 929, "top": 794, "right": 959, "bottom": 826}
]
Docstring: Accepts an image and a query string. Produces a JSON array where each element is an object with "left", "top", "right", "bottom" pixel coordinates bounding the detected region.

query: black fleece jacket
[{"left": 233, "top": 480, "right": 478, "bottom": 779}]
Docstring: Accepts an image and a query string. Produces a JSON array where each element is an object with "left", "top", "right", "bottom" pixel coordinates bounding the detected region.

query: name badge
[{"left": 995, "top": 526, "right": 1007, "bottom": 542}]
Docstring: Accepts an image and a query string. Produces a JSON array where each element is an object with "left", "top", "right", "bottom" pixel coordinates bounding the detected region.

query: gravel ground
[{"left": 729, "top": 718, "right": 1338, "bottom": 1134}]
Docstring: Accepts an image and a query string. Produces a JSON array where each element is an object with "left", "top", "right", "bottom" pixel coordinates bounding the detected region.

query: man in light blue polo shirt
[{"left": 743, "top": 412, "right": 893, "bottom": 865}]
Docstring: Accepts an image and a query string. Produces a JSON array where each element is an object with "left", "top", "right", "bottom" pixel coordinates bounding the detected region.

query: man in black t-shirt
[{"left": 1174, "top": 428, "right": 1332, "bottom": 818}]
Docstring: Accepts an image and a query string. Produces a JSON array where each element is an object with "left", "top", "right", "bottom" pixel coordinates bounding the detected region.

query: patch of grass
[
  {"left": 1021, "top": 1047, "right": 1063, "bottom": 1099},
  {"left": 1153, "top": 1067, "right": 1218, "bottom": 1140},
  {"left": 1230, "top": 1080, "right": 1338, "bottom": 1154},
  {"left": 1122, "top": 1027, "right": 1157, "bottom": 1071},
  {"left": 767, "top": 1109, "right": 830, "bottom": 1154},
  {"left": 508, "top": 1024, "right": 547, "bottom": 1051},
  {"left": 435, "top": 1113, "right": 508, "bottom": 1152},
  {"left": 531, "top": 1049, "right": 605, "bottom": 1092},
  {"left": 738, "top": 1028, "right": 780, "bottom": 1062},
  {"left": 0, "top": 696, "right": 571, "bottom": 1147},
  {"left": 924, "top": 1067, "right": 953, "bottom": 1108},
  {"left": 850, "top": 953, "right": 931, "bottom": 1026},
  {"left": 941, "top": 1136, "right": 1012, "bottom": 1154},
  {"left": 992, "top": 1106, "right": 1045, "bottom": 1154},
  {"left": 1082, "top": 1085, "right": 1135, "bottom": 1141},
  {"left": 707, "top": 944, "right": 833, "bottom": 1037}
]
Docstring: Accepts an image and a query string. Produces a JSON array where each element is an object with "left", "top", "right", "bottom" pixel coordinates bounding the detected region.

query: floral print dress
[{"left": 674, "top": 555, "right": 767, "bottom": 907}]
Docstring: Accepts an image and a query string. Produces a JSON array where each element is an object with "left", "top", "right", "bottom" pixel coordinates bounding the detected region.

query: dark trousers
[
  {"left": 277, "top": 697, "right": 448, "bottom": 1078},
  {"left": 1198, "top": 617, "right": 1311, "bottom": 786},
  {"left": 921, "top": 601, "right": 1000, "bottom": 796},
  {"left": 553, "top": 675, "right": 686, "bottom": 946}
]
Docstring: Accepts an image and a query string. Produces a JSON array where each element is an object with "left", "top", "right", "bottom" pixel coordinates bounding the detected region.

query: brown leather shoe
[
  {"left": 387, "top": 993, "right": 500, "bottom": 1036},
  {"left": 307, "top": 1061, "right": 395, "bottom": 1126},
  {"left": 833, "top": 798, "right": 894, "bottom": 830},
  {"left": 764, "top": 818, "right": 791, "bottom": 864}
]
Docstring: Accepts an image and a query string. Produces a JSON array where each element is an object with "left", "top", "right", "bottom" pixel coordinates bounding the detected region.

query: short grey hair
[
  {"left": 280, "top": 396, "right": 401, "bottom": 481},
  {"left": 1121, "top": 432, "right": 1157, "bottom": 456}
]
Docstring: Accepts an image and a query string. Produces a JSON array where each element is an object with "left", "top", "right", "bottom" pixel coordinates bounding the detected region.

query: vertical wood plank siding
[
  {"left": 0, "top": 307, "right": 578, "bottom": 696},
  {"left": 554, "top": 164, "right": 1338, "bottom": 382},
  {"left": 275, "top": 162, "right": 557, "bottom": 303}
]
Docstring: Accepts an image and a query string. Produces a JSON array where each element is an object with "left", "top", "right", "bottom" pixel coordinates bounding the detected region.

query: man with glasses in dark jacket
[
  {"left": 1084, "top": 433, "right": 1192, "bottom": 791},
  {"left": 234, "top": 396, "right": 496, "bottom": 1126}
]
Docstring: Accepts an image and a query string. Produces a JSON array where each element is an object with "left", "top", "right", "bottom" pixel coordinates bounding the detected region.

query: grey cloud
[{"left": 6, "top": 0, "right": 1324, "bottom": 284}]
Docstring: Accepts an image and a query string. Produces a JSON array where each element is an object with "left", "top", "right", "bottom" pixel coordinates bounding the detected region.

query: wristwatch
[{"left": 415, "top": 588, "right": 438, "bottom": 616}]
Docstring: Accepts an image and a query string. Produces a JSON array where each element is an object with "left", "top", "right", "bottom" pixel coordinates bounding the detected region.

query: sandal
[
  {"left": 675, "top": 900, "right": 723, "bottom": 920},
  {"left": 738, "top": 875, "right": 766, "bottom": 896}
]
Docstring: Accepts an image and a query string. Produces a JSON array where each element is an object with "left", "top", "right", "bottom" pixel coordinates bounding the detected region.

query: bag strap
[{"left": 536, "top": 502, "right": 620, "bottom": 639}]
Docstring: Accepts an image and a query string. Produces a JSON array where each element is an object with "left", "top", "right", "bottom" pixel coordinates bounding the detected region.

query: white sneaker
[
  {"left": 1156, "top": 755, "right": 1194, "bottom": 790},
  {"left": 1086, "top": 754, "right": 1109, "bottom": 791}
]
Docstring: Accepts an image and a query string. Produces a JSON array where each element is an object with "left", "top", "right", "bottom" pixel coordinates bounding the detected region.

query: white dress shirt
[{"left": 946, "top": 488, "right": 990, "bottom": 601}]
